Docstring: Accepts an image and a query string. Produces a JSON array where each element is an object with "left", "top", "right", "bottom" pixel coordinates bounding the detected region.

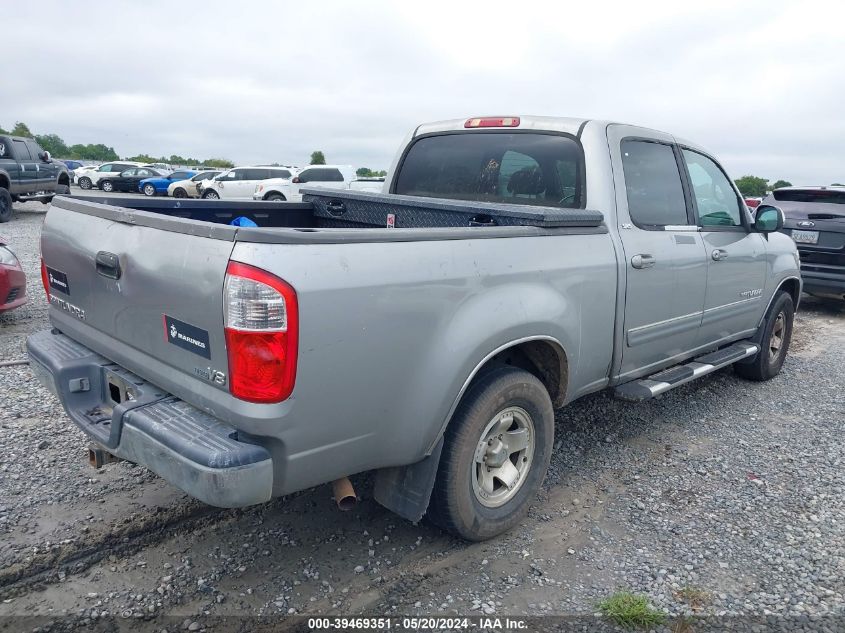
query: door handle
[
  {"left": 96, "top": 251, "right": 122, "bottom": 280},
  {"left": 631, "top": 254, "right": 656, "bottom": 269},
  {"left": 711, "top": 249, "right": 729, "bottom": 261}
]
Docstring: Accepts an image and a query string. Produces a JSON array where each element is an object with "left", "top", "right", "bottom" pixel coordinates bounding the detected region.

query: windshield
[{"left": 394, "top": 132, "right": 584, "bottom": 208}]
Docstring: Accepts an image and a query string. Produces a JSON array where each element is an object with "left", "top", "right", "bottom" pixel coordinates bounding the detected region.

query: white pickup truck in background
[{"left": 253, "top": 165, "right": 384, "bottom": 201}]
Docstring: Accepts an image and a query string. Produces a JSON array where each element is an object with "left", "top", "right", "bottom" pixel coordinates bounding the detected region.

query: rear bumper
[{"left": 26, "top": 329, "right": 273, "bottom": 508}]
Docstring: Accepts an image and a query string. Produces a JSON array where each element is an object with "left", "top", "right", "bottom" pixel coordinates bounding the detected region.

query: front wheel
[
  {"left": 78, "top": 177, "right": 92, "bottom": 190},
  {"left": 735, "top": 291, "right": 794, "bottom": 381},
  {"left": 266, "top": 193, "right": 286, "bottom": 201},
  {"left": 428, "top": 366, "right": 554, "bottom": 541},
  {"left": 202, "top": 190, "right": 220, "bottom": 200},
  {"left": 172, "top": 187, "right": 187, "bottom": 198},
  {"left": 100, "top": 180, "right": 114, "bottom": 193},
  {"left": 143, "top": 184, "right": 156, "bottom": 197}
]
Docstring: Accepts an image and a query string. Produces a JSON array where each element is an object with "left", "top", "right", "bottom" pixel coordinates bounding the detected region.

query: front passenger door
[{"left": 681, "top": 149, "right": 767, "bottom": 347}]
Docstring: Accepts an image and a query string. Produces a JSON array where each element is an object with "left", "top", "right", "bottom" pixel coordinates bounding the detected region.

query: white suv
[
  {"left": 253, "top": 165, "right": 356, "bottom": 202},
  {"left": 201, "top": 166, "right": 297, "bottom": 200},
  {"left": 77, "top": 161, "right": 142, "bottom": 190}
]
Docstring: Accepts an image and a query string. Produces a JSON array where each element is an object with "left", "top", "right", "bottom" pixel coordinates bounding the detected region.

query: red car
[{"left": 0, "top": 237, "right": 27, "bottom": 313}]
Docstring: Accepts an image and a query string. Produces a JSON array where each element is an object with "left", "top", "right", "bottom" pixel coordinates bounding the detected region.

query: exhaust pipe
[
  {"left": 88, "top": 444, "right": 121, "bottom": 469},
  {"left": 332, "top": 477, "right": 357, "bottom": 511}
]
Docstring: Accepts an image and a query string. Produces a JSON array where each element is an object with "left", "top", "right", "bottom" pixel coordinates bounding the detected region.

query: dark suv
[
  {"left": 764, "top": 186, "right": 845, "bottom": 299},
  {"left": 0, "top": 135, "right": 70, "bottom": 222}
]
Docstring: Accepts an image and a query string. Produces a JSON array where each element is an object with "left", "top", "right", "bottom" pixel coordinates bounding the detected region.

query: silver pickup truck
[{"left": 28, "top": 116, "right": 801, "bottom": 541}]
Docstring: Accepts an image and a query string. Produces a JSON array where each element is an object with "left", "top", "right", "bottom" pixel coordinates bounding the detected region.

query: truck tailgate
[{"left": 41, "top": 203, "right": 234, "bottom": 388}]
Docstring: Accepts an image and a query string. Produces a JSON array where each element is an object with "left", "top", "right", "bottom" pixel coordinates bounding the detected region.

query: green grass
[{"left": 598, "top": 592, "right": 666, "bottom": 629}]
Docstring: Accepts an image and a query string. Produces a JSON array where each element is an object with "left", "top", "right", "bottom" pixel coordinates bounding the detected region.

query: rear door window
[
  {"left": 394, "top": 132, "right": 584, "bottom": 208},
  {"left": 620, "top": 140, "right": 688, "bottom": 228},
  {"left": 13, "top": 140, "right": 32, "bottom": 160}
]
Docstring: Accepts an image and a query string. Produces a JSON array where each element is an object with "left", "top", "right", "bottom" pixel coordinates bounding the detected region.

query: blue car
[{"left": 138, "top": 169, "right": 197, "bottom": 196}]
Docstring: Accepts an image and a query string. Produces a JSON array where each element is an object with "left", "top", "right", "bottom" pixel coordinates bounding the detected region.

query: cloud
[{"left": 3, "top": 0, "right": 843, "bottom": 183}]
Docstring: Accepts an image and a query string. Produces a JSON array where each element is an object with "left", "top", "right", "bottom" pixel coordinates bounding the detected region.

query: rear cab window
[
  {"left": 394, "top": 132, "right": 584, "bottom": 208},
  {"left": 773, "top": 189, "right": 845, "bottom": 205}
]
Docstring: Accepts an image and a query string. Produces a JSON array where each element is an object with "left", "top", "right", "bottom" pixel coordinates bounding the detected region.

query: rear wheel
[
  {"left": 0, "top": 188, "right": 13, "bottom": 223},
  {"left": 78, "top": 177, "right": 92, "bottom": 190},
  {"left": 202, "top": 190, "right": 220, "bottom": 200},
  {"left": 143, "top": 184, "right": 157, "bottom": 197},
  {"left": 172, "top": 187, "right": 188, "bottom": 198},
  {"left": 428, "top": 366, "right": 554, "bottom": 541},
  {"left": 735, "top": 291, "right": 794, "bottom": 381},
  {"left": 100, "top": 180, "right": 114, "bottom": 193}
]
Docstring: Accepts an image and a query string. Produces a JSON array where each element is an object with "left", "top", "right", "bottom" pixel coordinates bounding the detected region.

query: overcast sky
[{"left": 3, "top": 1, "right": 843, "bottom": 183}]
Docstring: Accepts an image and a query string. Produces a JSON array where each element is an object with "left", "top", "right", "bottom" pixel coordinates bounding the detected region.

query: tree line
[
  {"left": 0, "top": 121, "right": 234, "bottom": 168},
  {"left": 735, "top": 175, "right": 844, "bottom": 197}
]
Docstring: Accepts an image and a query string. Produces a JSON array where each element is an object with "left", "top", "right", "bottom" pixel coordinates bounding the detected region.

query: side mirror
[
  {"left": 754, "top": 204, "right": 784, "bottom": 234},
  {"left": 40, "top": 150, "right": 51, "bottom": 162}
]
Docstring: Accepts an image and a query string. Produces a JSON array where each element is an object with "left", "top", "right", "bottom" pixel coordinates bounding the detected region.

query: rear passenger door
[
  {"left": 680, "top": 148, "right": 767, "bottom": 346},
  {"left": 608, "top": 126, "right": 709, "bottom": 379}
]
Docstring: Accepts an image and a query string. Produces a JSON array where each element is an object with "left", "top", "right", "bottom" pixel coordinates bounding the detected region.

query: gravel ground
[{"left": 0, "top": 197, "right": 843, "bottom": 632}]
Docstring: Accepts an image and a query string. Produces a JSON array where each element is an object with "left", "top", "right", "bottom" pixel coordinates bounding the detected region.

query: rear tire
[
  {"left": 0, "top": 188, "right": 13, "bottom": 223},
  {"left": 100, "top": 180, "right": 114, "bottom": 193},
  {"left": 735, "top": 291, "right": 794, "bottom": 381},
  {"left": 172, "top": 188, "right": 188, "bottom": 198},
  {"left": 428, "top": 366, "right": 554, "bottom": 541},
  {"left": 143, "top": 184, "right": 157, "bottom": 197},
  {"left": 56, "top": 184, "right": 70, "bottom": 195},
  {"left": 202, "top": 190, "right": 220, "bottom": 200},
  {"left": 78, "top": 177, "right": 92, "bottom": 190}
]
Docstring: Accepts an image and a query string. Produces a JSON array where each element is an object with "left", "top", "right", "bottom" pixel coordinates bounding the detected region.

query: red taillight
[
  {"left": 224, "top": 261, "right": 298, "bottom": 403},
  {"left": 40, "top": 258, "right": 50, "bottom": 300},
  {"left": 292, "top": 176, "right": 301, "bottom": 184},
  {"left": 464, "top": 117, "right": 520, "bottom": 128}
]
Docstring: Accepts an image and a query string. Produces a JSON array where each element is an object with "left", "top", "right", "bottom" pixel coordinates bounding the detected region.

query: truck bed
[{"left": 71, "top": 188, "right": 604, "bottom": 232}]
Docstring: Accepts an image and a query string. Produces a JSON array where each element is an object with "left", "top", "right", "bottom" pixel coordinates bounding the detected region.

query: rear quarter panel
[{"left": 230, "top": 231, "right": 617, "bottom": 493}]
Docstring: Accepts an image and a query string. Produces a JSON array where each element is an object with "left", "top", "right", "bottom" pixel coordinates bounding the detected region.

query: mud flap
[{"left": 373, "top": 437, "right": 444, "bottom": 523}]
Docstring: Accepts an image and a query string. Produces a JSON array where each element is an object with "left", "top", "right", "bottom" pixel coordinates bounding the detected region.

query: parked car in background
[
  {"left": 0, "top": 134, "right": 71, "bottom": 222},
  {"left": 253, "top": 165, "right": 360, "bottom": 201},
  {"left": 72, "top": 164, "right": 97, "bottom": 184},
  {"left": 168, "top": 171, "right": 222, "bottom": 198},
  {"left": 100, "top": 167, "right": 166, "bottom": 193},
  {"left": 77, "top": 161, "right": 142, "bottom": 190},
  {"left": 139, "top": 169, "right": 197, "bottom": 196},
  {"left": 0, "top": 237, "right": 26, "bottom": 313},
  {"left": 141, "top": 163, "right": 172, "bottom": 172},
  {"left": 200, "top": 166, "right": 296, "bottom": 200},
  {"left": 764, "top": 185, "right": 845, "bottom": 299},
  {"left": 744, "top": 197, "right": 762, "bottom": 213},
  {"left": 61, "top": 160, "right": 85, "bottom": 172}
]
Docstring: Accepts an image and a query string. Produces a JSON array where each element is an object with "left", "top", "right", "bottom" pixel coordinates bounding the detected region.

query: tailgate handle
[
  {"left": 96, "top": 251, "right": 122, "bottom": 280},
  {"left": 325, "top": 200, "right": 346, "bottom": 216}
]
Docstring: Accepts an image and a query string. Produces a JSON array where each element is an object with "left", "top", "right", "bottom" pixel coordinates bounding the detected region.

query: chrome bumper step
[{"left": 613, "top": 341, "right": 759, "bottom": 402}]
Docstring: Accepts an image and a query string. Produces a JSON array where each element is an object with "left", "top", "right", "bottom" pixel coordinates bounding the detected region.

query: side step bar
[{"left": 613, "top": 341, "right": 759, "bottom": 402}]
